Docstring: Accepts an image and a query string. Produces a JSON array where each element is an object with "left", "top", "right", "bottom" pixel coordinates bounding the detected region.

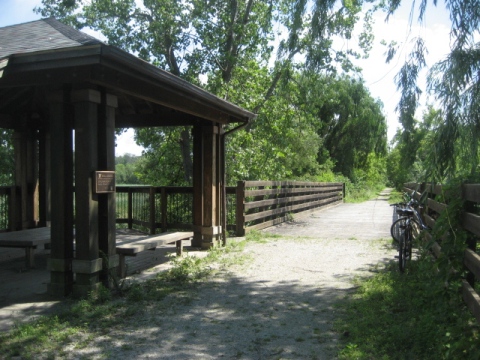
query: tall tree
[
  {"left": 36, "top": 0, "right": 374, "bottom": 184},
  {"left": 298, "top": 73, "right": 387, "bottom": 179},
  {"left": 383, "top": 0, "right": 480, "bottom": 179}
]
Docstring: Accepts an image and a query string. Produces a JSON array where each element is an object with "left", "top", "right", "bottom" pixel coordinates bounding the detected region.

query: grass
[
  {"left": 336, "top": 190, "right": 480, "bottom": 359},
  {"left": 335, "top": 248, "right": 480, "bottom": 359},
  {"left": 3, "top": 224, "right": 479, "bottom": 359},
  {"left": 0, "top": 233, "right": 263, "bottom": 359}
]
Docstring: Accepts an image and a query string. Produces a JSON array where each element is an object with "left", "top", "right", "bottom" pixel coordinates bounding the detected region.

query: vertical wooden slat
[
  {"left": 236, "top": 181, "right": 245, "bottom": 236},
  {"left": 149, "top": 186, "right": 156, "bottom": 235},
  {"left": 127, "top": 187, "right": 133, "bottom": 229}
]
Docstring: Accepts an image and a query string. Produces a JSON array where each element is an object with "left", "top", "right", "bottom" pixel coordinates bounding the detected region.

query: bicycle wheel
[
  {"left": 399, "top": 235, "right": 407, "bottom": 272},
  {"left": 391, "top": 217, "right": 408, "bottom": 243},
  {"left": 399, "top": 224, "right": 412, "bottom": 273}
]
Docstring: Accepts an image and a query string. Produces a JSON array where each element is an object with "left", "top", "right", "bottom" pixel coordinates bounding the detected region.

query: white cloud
[{"left": 116, "top": 129, "right": 144, "bottom": 156}]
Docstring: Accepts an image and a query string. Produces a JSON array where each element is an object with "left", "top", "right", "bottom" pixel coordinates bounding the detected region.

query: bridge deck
[{"left": 264, "top": 189, "right": 393, "bottom": 240}]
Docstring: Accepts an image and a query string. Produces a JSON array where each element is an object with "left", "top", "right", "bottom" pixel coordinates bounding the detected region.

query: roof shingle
[{"left": 0, "top": 18, "right": 102, "bottom": 59}]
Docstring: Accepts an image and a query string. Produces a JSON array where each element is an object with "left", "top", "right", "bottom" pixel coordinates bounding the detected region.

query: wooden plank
[
  {"left": 244, "top": 181, "right": 343, "bottom": 187},
  {"left": 427, "top": 198, "right": 447, "bottom": 215},
  {"left": 0, "top": 227, "right": 50, "bottom": 247},
  {"left": 463, "top": 212, "right": 480, "bottom": 237},
  {"left": 424, "top": 214, "right": 436, "bottom": 229},
  {"left": 246, "top": 200, "right": 343, "bottom": 232},
  {"left": 245, "top": 186, "right": 342, "bottom": 197},
  {"left": 464, "top": 249, "right": 480, "bottom": 279},
  {"left": 116, "top": 242, "right": 157, "bottom": 255},
  {"left": 244, "top": 191, "right": 340, "bottom": 210},
  {"left": 462, "top": 280, "right": 480, "bottom": 324},
  {"left": 245, "top": 196, "right": 340, "bottom": 222},
  {"left": 463, "top": 184, "right": 480, "bottom": 203}
]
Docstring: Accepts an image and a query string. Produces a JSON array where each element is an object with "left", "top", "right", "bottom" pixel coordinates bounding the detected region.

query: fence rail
[
  {"left": 404, "top": 182, "right": 480, "bottom": 323},
  {"left": 0, "top": 181, "right": 344, "bottom": 236},
  {"left": 236, "top": 181, "right": 344, "bottom": 236}
]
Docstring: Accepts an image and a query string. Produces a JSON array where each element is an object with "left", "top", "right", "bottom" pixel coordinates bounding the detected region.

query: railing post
[
  {"left": 342, "top": 182, "right": 346, "bottom": 202},
  {"left": 127, "top": 187, "right": 133, "bottom": 230},
  {"left": 161, "top": 187, "right": 167, "bottom": 232},
  {"left": 149, "top": 186, "right": 156, "bottom": 235},
  {"left": 236, "top": 181, "right": 245, "bottom": 236},
  {"left": 463, "top": 184, "right": 477, "bottom": 287}
]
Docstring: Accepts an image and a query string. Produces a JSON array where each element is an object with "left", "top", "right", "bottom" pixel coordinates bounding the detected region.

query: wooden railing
[
  {"left": 0, "top": 181, "right": 344, "bottom": 236},
  {"left": 236, "top": 181, "right": 344, "bottom": 236},
  {"left": 404, "top": 182, "right": 480, "bottom": 323}
]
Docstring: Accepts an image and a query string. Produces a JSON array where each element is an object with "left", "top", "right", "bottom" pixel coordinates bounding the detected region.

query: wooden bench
[
  {"left": 0, "top": 227, "right": 51, "bottom": 268},
  {"left": 116, "top": 231, "right": 193, "bottom": 278}
]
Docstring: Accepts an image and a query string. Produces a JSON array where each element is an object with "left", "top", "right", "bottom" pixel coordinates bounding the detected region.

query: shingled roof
[
  {"left": 0, "top": 18, "right": 255, "bottom": 128},
  {"left": 0, "top": 18, "right": 102, "bottom": 59}
]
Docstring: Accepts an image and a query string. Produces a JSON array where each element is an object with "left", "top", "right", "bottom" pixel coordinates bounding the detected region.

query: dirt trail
[{"left": 1, "top": 190, "right": 397, "bottom": 359}]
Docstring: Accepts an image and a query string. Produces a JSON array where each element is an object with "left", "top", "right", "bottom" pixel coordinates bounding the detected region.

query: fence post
[
  {"left": 236, "top": 181, "right": 245, "bottom": 236},
  {"left": 127, "top": 187, "right": 133, "bottom": 230},
  {"left": 342, "top": 182, "right": 346, "bottom": 202},
  {"left": 149, "top": 187, "right": 156, "bottom": 235},
  {"left": 161, "top": 187, "right": 167, "bottom": 233},
  {"left": 463, "top": 184, "right": 477, "bottom": 287}
]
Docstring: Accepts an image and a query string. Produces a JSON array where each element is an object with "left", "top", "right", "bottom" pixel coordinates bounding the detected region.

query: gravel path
[{"left": 69, "top": 190, "right": 397, "bottom": 359}]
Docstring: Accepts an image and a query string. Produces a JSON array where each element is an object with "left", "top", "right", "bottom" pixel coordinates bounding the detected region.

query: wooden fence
[
  {"left": 404, "top": 182, "right": 480, "bottom": 323},
  {"left": 0, "top": 181, "right": 344, "bottom": 236},
  {"left": 236, "top": 181, "right": 344, "bottom": 236}
]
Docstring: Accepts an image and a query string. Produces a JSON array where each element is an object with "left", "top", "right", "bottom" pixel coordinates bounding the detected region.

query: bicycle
[{"left": 390, "top": 193, "right": 429, "bottom": 272}]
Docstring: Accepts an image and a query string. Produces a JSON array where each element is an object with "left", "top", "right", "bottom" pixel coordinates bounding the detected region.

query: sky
[{"left": 0, "top": 0, "right": 453, "bottom": 155}]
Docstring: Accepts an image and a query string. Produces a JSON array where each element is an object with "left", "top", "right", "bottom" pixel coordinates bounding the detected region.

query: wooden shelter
[{"left": 0, "top": 18, "right": 255, "bottom": 297}]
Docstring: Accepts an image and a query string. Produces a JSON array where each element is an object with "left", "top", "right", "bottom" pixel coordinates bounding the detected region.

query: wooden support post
[
  {"left": 72, "top": 88, "right": 102, "bottom": 297},
  {"left": 236, "top": 181, "right": 245, "bottom": 236},
  {"left": 97, "top": 90, "right": 118, "bottom": 287},
  {"left": 192, "top": 125, "right": 203, "bottom": 247},
  {"left": 38, "top": 129, "right": 51, "bottom": 227},
  {"left": 13, "top": 128, "right": 37, "bottom": 229},
  {"left": 47, "top": 87, "right": 74, "bottom": 297},
  {"left": 220, "top": 127, "right": 227, "bottom": 245},
  {"left": 201, "top": 124, "right": 219, "bottom": 249}
]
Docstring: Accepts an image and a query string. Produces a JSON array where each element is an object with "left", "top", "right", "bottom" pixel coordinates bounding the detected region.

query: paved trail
[{"left": 1, "top": 190, "right": 397, "bottom": 359}]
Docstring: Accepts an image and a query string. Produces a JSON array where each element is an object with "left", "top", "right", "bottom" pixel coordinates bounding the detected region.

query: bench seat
[
  {"left": 0, "top": 227, "right": 51, "bottom": 268},
  {"left": 116, "top": 231, "right": 193, "bottom": 278}
]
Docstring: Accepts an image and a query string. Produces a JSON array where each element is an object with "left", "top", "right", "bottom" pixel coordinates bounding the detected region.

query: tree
[
  {"left": 0, "top": 130, "right": 14, "bottom": 186},
  {"left": 115, "top": 153, "right": 142, "bottom": 184},
  {"left": 36, "top": 0, "right": 374, "bottom": 184},
  {"left": 297, "top": 73, "right": 387, "bottom": 179},
  {"left": 383, "top": 0, "right": 480, "bottom": 179}
]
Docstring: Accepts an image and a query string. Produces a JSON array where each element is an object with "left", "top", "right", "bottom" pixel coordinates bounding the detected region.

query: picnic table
[{"left": 0, "top": 227, "right": 51, "bottom": 268}]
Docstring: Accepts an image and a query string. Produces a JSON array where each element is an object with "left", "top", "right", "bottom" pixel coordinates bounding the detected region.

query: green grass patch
[
  {"left": 335, "top": 259, "right": 480, "bottom": 359},
  {"left": 0, "top": 235, "right": 262, "bottom": 359}
]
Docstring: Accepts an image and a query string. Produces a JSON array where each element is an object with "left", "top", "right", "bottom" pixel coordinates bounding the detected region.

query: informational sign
[{"left": 94, "top": 171, "right": 115, "bottom": 194}]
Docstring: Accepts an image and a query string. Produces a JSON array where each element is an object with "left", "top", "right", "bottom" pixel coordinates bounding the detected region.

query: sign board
[{"left": 94, "top": 171, "right": 115, "bottom": 194}]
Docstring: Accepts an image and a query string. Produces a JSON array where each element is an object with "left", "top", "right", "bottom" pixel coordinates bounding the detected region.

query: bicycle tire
[
  {"left": 391, "top": 217, "right": 408, "bottom": 243},
  {"left": 399, "top": 235, "right": 406, "bottom": 272},
  {"left": 399, "top": 224, "right": 413, "bottom": 273}
]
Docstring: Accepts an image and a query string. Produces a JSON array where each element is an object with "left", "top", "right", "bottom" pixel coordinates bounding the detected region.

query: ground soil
[{"left": 1, "top": 190, "right": 397, "bottom": 359}]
